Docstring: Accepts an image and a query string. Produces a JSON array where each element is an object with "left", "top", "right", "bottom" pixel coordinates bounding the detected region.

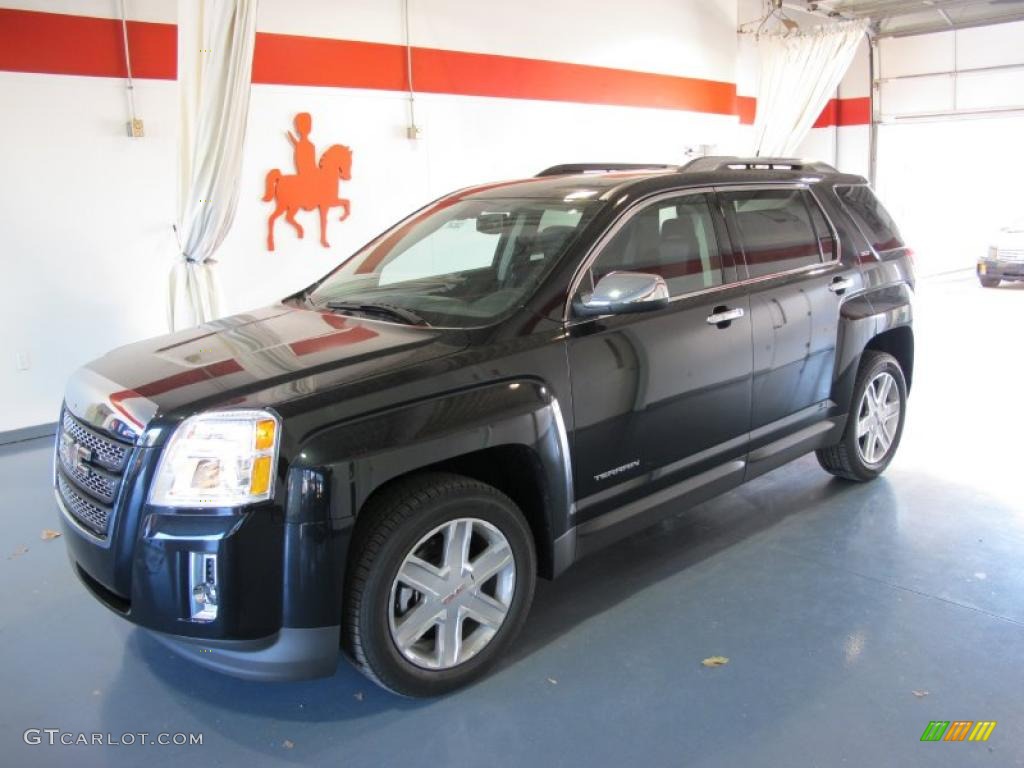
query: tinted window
[
  {"left": 310, "top": 197, "right": 600, "bottom": 327},
  {"left": 723, "top": 189, "right": 824, "bottom": 278},
  {"left": 590, "top": 193, "right": 724, "bottom": 297},
  {"left": 836, "top": 185, "right": 904, "bottom": 254},
  {"left": 380, "top": 216, "right": 498, "bottom": 285}
]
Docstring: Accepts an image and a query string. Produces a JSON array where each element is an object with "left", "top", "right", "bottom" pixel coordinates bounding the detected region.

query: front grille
[
  {"left": 58, "top": 446, "right": 118, "bottom": 504},
  {"left": 55, "top": 409, "right": 135, "bottom": 538},
  {"left": 57, "top": 472, "right": 111, "bottom": 536},
  {"left": 60, "top": 410, "right": 130, "bottom": 472}
]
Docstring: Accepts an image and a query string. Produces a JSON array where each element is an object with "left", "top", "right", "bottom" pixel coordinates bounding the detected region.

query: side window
[
  {"left": 835, "top": 184, "right": 905, "bottom": 254},
  {"left": 590, "top": 193, "right": 724, "bottom": 297},
  {"left": 723, "top": 188, "right": 824, "bottom": 278}
]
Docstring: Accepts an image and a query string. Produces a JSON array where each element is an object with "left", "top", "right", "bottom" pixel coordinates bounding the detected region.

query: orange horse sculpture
[{"left": 263, "top": 144, "right": 353, "bottom": 251}]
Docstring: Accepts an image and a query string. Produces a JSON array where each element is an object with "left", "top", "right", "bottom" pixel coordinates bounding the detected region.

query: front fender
[{"left": 279, "top": 380, "right": 574, "bottom": 626}]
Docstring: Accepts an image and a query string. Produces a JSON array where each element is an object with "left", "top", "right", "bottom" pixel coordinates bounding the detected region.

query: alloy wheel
[
  {"left": 388, "top": 518, "right": 516, "bottom": 670},
  {"left": 856, "top": 371, "right": 901, "bottom": 465}
]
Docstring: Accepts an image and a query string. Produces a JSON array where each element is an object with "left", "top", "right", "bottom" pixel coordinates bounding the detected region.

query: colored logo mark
[{"left": 920, "top": 721, "right": 996, "bottom": 742}]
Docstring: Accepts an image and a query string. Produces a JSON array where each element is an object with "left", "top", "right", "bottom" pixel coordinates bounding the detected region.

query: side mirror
[{"left": 576, "top": 271, "right": 669, "bottom": 317}]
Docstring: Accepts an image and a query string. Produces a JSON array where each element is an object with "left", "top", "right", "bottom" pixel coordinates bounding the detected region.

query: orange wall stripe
[
  {"left": 0, "top": 9, "right": 175, "bottom": 79},
  {"left": 408, "top": 46, "right": 736, "bottom": 113},
  {"left": 1, "top": 9, "right": 738, "bottom": 115},
  {"left": 812, "top": 97, "right": 870, "bottom": 128},
  {"left": 0, "top": 9, "right": 869, "bottom": 126},
  {"left": 255, "top": 31, "right": 738, "bottom": 114},
  {"left": 736, "top": 95, "right": 757, "bottom": 125},
  {"left": 739, "top": 95, "right": 869, "bottom": 127},
  {"left": 252, "top": 32, "right": 407, "bottom": 91}
]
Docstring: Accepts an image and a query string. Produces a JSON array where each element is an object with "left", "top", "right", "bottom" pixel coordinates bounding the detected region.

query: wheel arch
[
  {"left": 834, "top": 284, "right": 914, "bottom": 407},
  {"left": 292, "top": 379, "right": 576, "bottom": 584},
  {"left": 355, "top": 444, "right": 562, "bottom": 579},
  {"left": 864, "top": 325, "right": 914, "bottom": 392}
]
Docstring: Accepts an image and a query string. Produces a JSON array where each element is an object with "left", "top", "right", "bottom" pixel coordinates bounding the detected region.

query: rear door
[
  {"left": 567, "top": 190, "right": 752, "bottom": 534},
  {"left": 718, "top": 185, "right": 859, "bottom": 464}
]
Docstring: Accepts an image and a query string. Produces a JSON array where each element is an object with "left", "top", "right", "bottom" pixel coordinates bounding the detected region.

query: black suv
[{"left": 55, "top": 157, "right": 914, "bottom": 696}]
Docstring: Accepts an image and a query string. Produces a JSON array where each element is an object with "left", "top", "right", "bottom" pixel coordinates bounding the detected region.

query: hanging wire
[
  {"left": 403, "top": 0, "right": 419, "bottom": 138},
  {"left": 119, "top": 0, "right": 139, "bottom": 133}
]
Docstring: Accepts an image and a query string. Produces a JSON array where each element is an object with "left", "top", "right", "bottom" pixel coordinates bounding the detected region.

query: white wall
[{"left": 1, "top": 0, "right": 742, "bottom": 431}]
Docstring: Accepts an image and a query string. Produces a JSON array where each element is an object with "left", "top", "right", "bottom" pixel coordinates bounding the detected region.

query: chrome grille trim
[
  {"left": 56, "top": 446, "right": 118, "bottom": 505},
  {"left": 55, "top": 408, "right": 135, "bottom": 538},
  {"left": 60, "top": 410, "right": 131, "bottom": 472},
  {"left": 56, "top": 471, "right": 111, "bottom": 537}
]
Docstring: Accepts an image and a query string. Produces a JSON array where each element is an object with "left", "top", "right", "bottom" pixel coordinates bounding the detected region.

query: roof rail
[
  {"left": 680, "top": 156, "right": 837, "bottom": 173},
  {"left": 535, "top": 163, "right": 675, "bottom": 177}
]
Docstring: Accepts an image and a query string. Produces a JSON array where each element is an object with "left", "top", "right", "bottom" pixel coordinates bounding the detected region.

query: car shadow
[
  {"left": 508, "top": 458, "right": 872, "bottom": 662},
  {"left": 103, "top": 456, "right": 873, "bottom": 755}
]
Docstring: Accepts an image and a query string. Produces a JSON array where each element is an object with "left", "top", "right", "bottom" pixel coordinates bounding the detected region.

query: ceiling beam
[
  {"left": 810, "top": 0, "right": 1009, "bottom": 20},
  {"left": 875, "top": 9, "right": 1024, "bottom": 36}
]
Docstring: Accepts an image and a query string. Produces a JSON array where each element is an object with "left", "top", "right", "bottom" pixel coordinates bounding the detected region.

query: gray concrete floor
[{"left": 2, "top": 273, "right": 1022, "bottom": 767}]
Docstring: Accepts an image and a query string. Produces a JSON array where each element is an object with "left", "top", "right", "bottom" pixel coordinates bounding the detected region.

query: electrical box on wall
[{"left": 127, "top": 118, "right": 145, "bottom": 138}]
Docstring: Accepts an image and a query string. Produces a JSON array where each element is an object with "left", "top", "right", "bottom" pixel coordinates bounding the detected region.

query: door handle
[
  {"left": 706, "top": 307, "right": 744, "bottom": 327},
  {"left": 829, "top": 276, "right": 854, "bottom": 294}
]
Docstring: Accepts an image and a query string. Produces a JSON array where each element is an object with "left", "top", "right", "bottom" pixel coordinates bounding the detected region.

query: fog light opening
[{"left": 189, "top": 552, "right": 218, "bottom": 622}]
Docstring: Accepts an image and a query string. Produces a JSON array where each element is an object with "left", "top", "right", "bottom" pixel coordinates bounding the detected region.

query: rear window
[
  {"left": 722, "top": 189, "right": 824, "bottom": 278},
  {"left": 835, "top": 185, "right": 904, "bottom": 254}
]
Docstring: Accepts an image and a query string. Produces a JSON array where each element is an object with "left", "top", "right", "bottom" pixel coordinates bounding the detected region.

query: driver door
[{"left": 567, "top": 190, "right": 753, "bottom": 541}]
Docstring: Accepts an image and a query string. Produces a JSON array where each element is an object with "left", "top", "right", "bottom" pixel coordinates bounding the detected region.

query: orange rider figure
[{"left": 287, "top": 112, "right": 316, "bottom": 179}]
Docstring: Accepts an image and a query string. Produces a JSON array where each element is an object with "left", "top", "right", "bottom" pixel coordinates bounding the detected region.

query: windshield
[{"left": 307, "top": 196, "right": 602, "bottom": 327}]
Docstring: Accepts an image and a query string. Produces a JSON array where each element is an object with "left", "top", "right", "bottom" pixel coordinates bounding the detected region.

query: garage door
[{"left": 873, "top": 21, "right": 1024, "bottom": 275}]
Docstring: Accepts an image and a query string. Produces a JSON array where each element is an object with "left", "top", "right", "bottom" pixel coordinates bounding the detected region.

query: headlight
[{"left": 148, "top": 410, "right": 280, "bottom": 507}]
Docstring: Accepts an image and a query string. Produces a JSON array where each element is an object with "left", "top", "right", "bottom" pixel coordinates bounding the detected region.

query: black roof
[{"left": 463, "top": 156, "right": 867, "bottom": 201}]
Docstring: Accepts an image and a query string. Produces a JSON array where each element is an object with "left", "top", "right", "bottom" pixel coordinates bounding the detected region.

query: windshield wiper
[{"left": 325, "top": 300, "right": 429, "bottom": 326}]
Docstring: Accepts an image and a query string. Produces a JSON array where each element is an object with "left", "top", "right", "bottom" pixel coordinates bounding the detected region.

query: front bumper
[
  {"left": 60, "top": 467, "right": 350, "bottom": 682},
  {"left": 148, "top": 626, "right": 340, "bottom": 682},
  {"left": 67, "top": 522, "right": 343, "bottom": 682},
  {"left": 978, "top": 258, "right": 1024, "bottom": 281}
]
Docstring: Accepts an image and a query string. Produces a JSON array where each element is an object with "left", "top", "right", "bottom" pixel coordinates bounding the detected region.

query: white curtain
[
  {"left": 169, "top": 0, "right": 259, "bottom": 331},
  {"left": 749, "top": 20, "right": 868, "bottom": 158}
]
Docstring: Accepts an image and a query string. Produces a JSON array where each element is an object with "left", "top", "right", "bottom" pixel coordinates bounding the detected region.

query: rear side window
[
  {"left": 835, "top": 185, "right": 904, "bottom": 254},
  {"left": 722, "top": 189, "right": 824, "bottom": 278}
]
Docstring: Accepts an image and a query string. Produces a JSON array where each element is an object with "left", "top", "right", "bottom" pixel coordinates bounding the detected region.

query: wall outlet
[
  {"left": 127, "top": 118, "right": 145, "bottom": 138},
  {"left": 16, "top": 350, "right": 30, "bottom": 371}
]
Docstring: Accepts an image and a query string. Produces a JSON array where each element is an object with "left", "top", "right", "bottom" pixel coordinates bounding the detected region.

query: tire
[
  {"left": 342, "top": 472, "right": 536, "bottom": 697},
  {"left": 816, "top": 350, "right": 907, "bottom": 482},
  {"left": 979, "top": 276, "right": 1000, "bottom": 288}
]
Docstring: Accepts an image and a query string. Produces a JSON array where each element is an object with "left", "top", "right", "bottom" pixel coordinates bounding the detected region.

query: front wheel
[
  {"left": 342, "top": 473, "right": 536, "bottom": 697},
  {"left": 816, "top": 350, "right": 907, "bottom": 482},
  {"left": 979, "top": 276, "right": 1000, "bottom": 288}
]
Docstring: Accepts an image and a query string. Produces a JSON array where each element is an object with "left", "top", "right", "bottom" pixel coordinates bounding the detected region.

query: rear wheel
[
  {"left": 816, "top": 350, "right": 907, "bottom": 482},
  {"left": 342, "top": 472, "right": 536, "bottom": 697},
  {"left": 979, "top": 276, "right": 1000, "bottom": 288}
]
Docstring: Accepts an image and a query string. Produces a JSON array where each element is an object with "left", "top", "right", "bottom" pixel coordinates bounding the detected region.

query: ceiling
[{"left": 790, "top": 0, "right": 1024, "bottom": 36}]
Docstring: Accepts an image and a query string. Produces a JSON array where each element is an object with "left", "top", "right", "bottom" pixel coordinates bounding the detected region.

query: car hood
[
  {"left": 994, "top": 227, "right": 1024, "bottom": 250},
  {"left": 63, "top": 304, "right": 466, "bottom": 440}
]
